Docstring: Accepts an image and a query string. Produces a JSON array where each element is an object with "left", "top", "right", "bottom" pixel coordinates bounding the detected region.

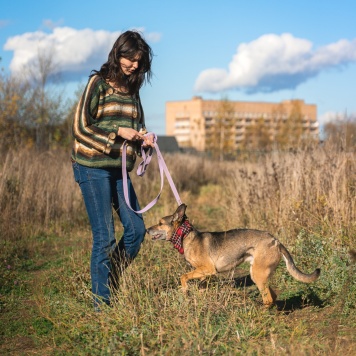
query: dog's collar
[{"left": 170, "top": 217, "right": 193, "bottom": 254}]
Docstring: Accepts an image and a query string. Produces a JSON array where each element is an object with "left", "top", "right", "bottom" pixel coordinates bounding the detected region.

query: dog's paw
[{"left": 179, "top": 286, "right": 189, "bottom": 296}]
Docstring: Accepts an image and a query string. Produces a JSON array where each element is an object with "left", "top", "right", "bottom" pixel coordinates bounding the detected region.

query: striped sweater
[{"left": 71, "top": 75, "right": 145, "bottom": 171}]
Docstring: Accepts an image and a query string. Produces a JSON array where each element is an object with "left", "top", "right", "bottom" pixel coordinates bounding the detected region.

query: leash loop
[{"left": 122, "top": 132, "right": 182, "bottom": 214}]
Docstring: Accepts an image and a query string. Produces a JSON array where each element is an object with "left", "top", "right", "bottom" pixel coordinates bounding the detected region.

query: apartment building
[{"left": 166, "top": 96, "right": 319, "bottom": 151}]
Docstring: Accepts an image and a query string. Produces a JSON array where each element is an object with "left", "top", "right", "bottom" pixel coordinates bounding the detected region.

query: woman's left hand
[{"left": 142, "top": 133, "right": 155, "bottom": 148}]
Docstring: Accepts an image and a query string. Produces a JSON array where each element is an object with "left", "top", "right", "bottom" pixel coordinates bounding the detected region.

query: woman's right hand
[{"left": 118, "top": 127, "right": 144, "bottom": 142}]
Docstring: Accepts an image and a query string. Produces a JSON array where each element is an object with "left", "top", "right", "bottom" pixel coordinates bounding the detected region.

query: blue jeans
[{"left": 72, "top": 162, "right": 145, "bottom": 308}]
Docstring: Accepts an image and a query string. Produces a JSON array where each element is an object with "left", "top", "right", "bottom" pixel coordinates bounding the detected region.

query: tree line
[
  {"left": 0, "top": 54, "right": 355, "bottom": 155},
  {"left": 205, "top": 99, "right": 356, "bottom": 159},
  {"left": 0, "top": 52, "right": 79, "bottom": 151}
]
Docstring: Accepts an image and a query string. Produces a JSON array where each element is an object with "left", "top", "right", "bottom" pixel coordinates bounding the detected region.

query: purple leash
[{"left": 122, "top": 133, "right": 182, "bottom": 214}]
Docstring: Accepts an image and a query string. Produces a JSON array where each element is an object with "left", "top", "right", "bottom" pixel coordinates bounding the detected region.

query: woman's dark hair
[{"left": 92, "top": 30, "right": 153, "bottom": 95}]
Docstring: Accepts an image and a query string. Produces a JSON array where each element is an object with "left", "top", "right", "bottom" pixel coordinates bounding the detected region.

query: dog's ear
[{"left": 172, "top": 204, "right": 187, "bottom": 222}]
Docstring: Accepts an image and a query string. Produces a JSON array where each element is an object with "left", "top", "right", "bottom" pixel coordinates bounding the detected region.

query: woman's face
[{"left": 120, "top": 54, "right": 141, "bottom": 76}]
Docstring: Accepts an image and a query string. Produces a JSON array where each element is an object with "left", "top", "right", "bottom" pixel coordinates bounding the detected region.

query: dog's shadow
[{"left": 232, "top": 274, "right": 324, "bottom": 313}]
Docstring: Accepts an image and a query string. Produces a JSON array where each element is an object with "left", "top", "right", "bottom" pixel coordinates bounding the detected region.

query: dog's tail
[{"left": 279, "top": 243, "right": 320, "bottom": 283}]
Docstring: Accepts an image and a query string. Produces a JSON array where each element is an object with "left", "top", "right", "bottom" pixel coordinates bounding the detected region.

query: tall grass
[
  {"left": 0, "top": 149, "right": 83, "bottom": 237},
  {"left": 222, "top": 145, "right": 354, "bottom": 237},
  {"left": 0, "top": 144, "right": 355, "bottom": 354}
]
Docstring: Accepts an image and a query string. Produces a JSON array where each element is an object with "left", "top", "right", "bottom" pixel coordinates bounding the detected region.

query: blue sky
[{"left": 1, "top": 0, "right": 356, "bottom": 135}]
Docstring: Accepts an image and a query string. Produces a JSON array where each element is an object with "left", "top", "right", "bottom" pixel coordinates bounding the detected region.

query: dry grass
[{"left": 0, "top": 144, "right": 355, "bottom": 355}]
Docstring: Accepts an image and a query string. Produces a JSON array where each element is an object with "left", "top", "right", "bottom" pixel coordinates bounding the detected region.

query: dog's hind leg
[
  {"left": 180, "top": 266, "right": 216, "bottom": 292},
  {"left": 250, "top": 264, "right": 277, "bottom": 307}
]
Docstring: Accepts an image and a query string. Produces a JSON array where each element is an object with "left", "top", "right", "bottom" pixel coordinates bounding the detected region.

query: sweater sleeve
[{"left": 72, "top": 76, "right": 117, "bottom": 154}]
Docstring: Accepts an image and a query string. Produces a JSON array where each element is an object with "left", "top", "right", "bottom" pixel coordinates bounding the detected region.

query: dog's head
[{"left": 146, "top": 204, "right": 187, "bottom": 241}]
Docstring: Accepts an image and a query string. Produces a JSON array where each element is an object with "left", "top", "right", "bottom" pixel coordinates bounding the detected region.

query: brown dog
[{"left": 147, "top": 204, "right": 320, "bottom": 306}]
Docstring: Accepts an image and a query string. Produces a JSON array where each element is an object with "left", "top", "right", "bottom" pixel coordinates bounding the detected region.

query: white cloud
[
  {"left": 195, "top": 33, "right": 356, "bottom": 94},
  {"left": 4, "top": 26, "right": 162, "bottom": 81}
]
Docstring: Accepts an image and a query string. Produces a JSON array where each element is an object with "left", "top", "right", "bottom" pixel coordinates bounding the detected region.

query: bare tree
[
  {"left": 273, "top": 101, "right": 310, "bottom": 150},
  {"left": 324, "top": 114, "right": 356, "bottom": 150},
  {"left": 0, "top": 49, "right": 70, "bottom": 151},
  {"left": 24, "top": 46, "right": 66, "bottom": 150},
  {"left": 243, "top": 116, "right": 272, "bottom": 151},
  {"left": 206, "top": 98, "right": 235, "bottom": 160},
  {"left": 0, "top": 61, "right": 34, "bottom": 150}
]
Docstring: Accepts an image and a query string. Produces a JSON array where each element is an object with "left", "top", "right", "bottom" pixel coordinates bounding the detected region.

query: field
[{"left": 0, "top": 144, "right": 355, "bottom": 355}]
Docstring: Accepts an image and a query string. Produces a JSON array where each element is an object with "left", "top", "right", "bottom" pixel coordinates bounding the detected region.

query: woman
[{"left": 71, "top": 30, "right": 154, "bottom": 310}]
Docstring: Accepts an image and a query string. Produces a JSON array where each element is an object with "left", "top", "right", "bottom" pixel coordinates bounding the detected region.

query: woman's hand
[
  {"left": 118, "top": 127, "right": 155, "bottom": 147},
  {"left": 142, "top": 133, "right": 155, "bottom": 148},
  {"left": 118, "top": 127, "right": 144, "bottom": 141}
]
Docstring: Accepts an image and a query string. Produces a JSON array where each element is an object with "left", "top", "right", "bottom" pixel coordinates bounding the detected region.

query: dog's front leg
[{"left": 180, "top": 267, "right": 216, "bottom": 292}]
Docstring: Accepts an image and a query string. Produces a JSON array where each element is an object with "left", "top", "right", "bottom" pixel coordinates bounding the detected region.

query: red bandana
[{"left": 170, "top": 218, "right": 193, "bottom": 254}]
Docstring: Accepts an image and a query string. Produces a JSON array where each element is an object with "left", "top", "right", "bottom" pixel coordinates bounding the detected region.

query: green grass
[
  {"left": 0, "top": 219, "right": 355, "bottom": 355},
  {"left": 0, "top": 146, "right": 355, "bottom": 354}
]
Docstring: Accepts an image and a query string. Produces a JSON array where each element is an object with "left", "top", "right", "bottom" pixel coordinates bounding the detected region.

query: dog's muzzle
[{"left": 146, "top": 229, "right": 167, "bottom": 240}]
